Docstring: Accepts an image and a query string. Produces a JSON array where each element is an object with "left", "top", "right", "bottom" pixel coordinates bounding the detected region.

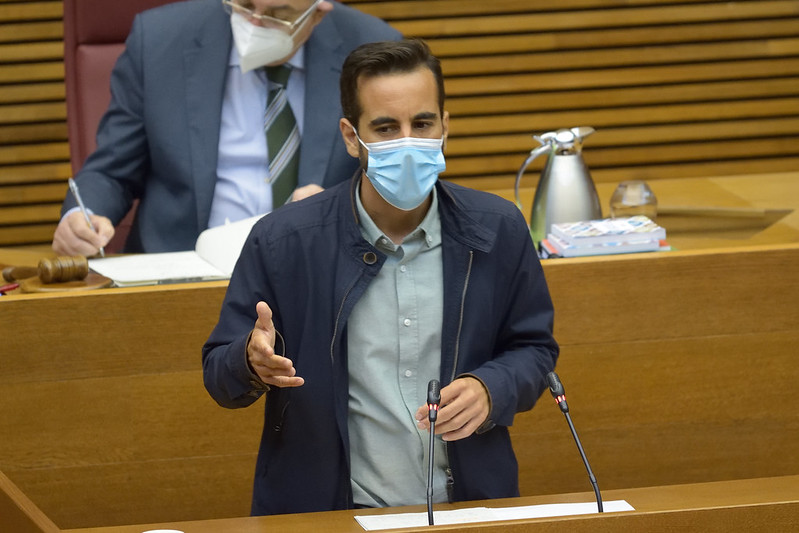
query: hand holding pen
[{"left": 51, "top": 178, "right": 114, "bottom": 257}]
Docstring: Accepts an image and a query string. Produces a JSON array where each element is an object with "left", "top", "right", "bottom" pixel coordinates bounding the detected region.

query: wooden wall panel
[
  {"left": 0, "top": 0, "right": 68, "bottom": 247},
  {"left": 0, "top": 0, "right": 798, "bottom": 246}
]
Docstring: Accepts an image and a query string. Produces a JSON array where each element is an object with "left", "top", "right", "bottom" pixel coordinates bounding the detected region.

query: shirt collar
[{"left": 355, "top": 180, "right": 442, "bottom": 251}]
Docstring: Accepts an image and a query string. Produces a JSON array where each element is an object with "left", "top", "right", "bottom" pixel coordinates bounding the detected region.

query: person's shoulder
[
  {"left": 325, "top": 1, "right": 401, "bottom": 39},
  {"left": 440, "top": 181, "right": 520, "bottom": 217},
  {"left": 252, "top": 181, "right": 351, "bottom": 239},
  {"left": 136, "top": 0, "right": 221, "bottom": 31}
]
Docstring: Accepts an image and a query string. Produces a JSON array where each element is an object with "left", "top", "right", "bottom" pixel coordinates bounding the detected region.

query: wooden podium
[
  {"left": 1, "top": 173, "right": 798, "bottom": 529},
  {"left": 3, "top": 468, "right": 798, "bottom": 532}
]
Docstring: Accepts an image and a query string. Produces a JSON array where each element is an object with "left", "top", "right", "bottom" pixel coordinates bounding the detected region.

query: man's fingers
[
  {"left": 91, "top": 215, "right": 115, "bottom": 244},
  {"left": 248, "top": 302, "right": 304, "bottom": 388},
  {"left": 290, "top": 184, "right": 324, "bottom": 202},
  {"left": 416, "top": 377, "right": 489, "bottom": 440},
  {"left": 254, "top": 301, "right": 274, "bottom": 332},
  {"left": 264, "top": 375, "right": 305, "bottom": 388},
  {"left": 53, "top": 212, "right": 112, "bottom": 256}
]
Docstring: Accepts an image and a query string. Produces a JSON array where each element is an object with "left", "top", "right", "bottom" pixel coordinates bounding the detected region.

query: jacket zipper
[
  {"left": 330, "top": 275, "right": 360, "bottom": 365},
  {"left": 450, "top": 250, "right": 473, "bottom": 383},
  {"left": 446, "top": 249, "right": 474, "bottom": 500}
]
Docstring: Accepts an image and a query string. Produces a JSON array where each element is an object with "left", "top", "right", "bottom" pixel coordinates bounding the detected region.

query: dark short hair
[{"left": 340, "top": 38, "right": 445, "bottom": 129}]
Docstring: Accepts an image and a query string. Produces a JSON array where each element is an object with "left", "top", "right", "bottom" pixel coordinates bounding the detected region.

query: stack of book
[{"left": 541, "top": 215, "right": 668, "bottom": 258}]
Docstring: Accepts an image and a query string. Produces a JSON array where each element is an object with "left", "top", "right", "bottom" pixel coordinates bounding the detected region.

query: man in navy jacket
[{"left": 203, "top": 38, "right": 559, "bottom": 516}]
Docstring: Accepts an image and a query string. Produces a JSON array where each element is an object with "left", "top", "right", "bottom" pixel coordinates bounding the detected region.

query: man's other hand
[
  {"left": 247, "top": 301, "right": 305, "bottom": 388},
  {"left": 415, "top": 376, "right": 490, "bottom": 441}
]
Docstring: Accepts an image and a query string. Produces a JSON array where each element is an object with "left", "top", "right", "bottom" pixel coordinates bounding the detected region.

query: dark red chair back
[{"left": 63, "top": 0, "right": 177, "bottom": 251}]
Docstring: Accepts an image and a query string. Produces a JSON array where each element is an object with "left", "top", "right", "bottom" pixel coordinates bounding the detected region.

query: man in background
[
  {"left": 203, "top": 38, "right": 559, "bottom": 516},
  {"left": 53, "top": 0, "right": 400, "bottom": 254}
]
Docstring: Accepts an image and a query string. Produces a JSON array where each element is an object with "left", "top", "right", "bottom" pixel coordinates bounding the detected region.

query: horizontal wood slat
[
  {"left": 0, "top": 41, "right": 62, "bottom": 61},
  {"left": 0, "top": 2, "right": 62, "bottom": 23},
  {"left": 0, "top": 122, "right": 67, "bottom": 144},
  {"left": 0, "top": 62, "right": 63, "bottom": 83},
  {"left": 0, "top": 204, "right": 61, "bottom": 225},
  {"left": 0, "top": 142, "right": 69, "bottom": 165},
  {"left": 0, "top": 82, "right": 64, "bottom": 104},
  {"left": 0, "top": 183, "right": 67, "bottom": 205},
  {"left": 0, "top": 0, "right": 797, "bottom": 247},
  {"left": 0, "top": 21, "right": 62, "bottom": 43},
  {"left": 0, "top": 224, "right": 56, "bottom": 245},
  {"left": 0, "top": 162, "right": 71, "bottom": 185}
]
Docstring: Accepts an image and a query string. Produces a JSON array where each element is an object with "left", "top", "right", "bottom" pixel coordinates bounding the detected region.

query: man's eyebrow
[
  {"left": 368, "top": 112, "right": 439, "bottom": 127},
  {"left": 368, "top": 116, "right": 398, "bottom": 127},
  {"left": 413, "top": 111, "right": 438, "bottom": 121}
]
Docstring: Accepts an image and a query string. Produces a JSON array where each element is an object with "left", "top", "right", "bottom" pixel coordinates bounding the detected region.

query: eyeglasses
[{"left": 222, "top": 0, "right": 321, "bottom": 31}]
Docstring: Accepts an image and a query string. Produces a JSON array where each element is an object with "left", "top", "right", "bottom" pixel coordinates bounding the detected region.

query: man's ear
[{"left": 339, "top": 118, "right": 361, "bottom": 158}]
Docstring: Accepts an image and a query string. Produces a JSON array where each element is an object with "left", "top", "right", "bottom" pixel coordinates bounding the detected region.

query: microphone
[
  {"left": 426, "top": 379, "right": 441, "bottom": 525},
  {"left": 546, "top": 371, "right": 603, "bottom": 513}
]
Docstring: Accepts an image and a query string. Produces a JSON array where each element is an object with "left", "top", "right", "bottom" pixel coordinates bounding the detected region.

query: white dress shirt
[{"left": 208, "top": 46, "right": 306, "bottom": 228}]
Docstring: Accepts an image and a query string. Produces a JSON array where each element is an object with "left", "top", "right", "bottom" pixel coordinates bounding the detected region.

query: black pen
[{"left": 68, "top": 177, "right": 105, "bottom": 257}]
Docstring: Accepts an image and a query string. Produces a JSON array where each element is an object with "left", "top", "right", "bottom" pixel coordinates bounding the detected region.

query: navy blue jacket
[{"left": 203, "top": 178, "right": 559, "bottom": 515}]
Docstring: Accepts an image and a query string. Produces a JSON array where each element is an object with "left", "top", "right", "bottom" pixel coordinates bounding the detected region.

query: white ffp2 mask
[{"left": 230, "top": 12, "right": 302, "bottom": 73}]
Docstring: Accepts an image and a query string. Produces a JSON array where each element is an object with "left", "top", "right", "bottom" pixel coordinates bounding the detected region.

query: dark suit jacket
[{"left": 62, "top": 0, "right": 400, "bottom": 252}]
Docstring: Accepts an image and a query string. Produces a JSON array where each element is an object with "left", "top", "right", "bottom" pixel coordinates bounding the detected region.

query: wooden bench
[{"left": 1, "top": 0, "right": 798, "bottom": 246}]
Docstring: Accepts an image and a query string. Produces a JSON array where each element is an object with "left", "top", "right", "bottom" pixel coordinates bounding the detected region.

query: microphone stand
[
  {"left": 427, "top": 416, "right": 436, "bottom": 526},
  {"left": 426, "top": 379, "right": 441, "bottom": 526},
  {"left": 547, "top": 372, "right": 603, "bottom": 513},
  {"left": 562, "top": 407, "right": 603, "bottom": 512}
]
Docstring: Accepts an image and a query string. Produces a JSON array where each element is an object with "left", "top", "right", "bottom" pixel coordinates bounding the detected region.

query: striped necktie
[{"left": 264, "top": 65, "right": 299, "bottom": 207}]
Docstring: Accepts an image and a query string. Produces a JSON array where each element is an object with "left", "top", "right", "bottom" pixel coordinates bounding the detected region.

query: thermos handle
[{"left": 514, "top": 142, "right": 552, "bottom": 212}]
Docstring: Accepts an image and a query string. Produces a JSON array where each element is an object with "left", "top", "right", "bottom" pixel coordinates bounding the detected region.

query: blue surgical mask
[{"left": 356, "top": 133, "right": 446, "bottom": 211}]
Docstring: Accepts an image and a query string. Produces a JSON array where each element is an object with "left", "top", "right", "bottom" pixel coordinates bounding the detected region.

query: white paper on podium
[
  {"left": 88, "top": 215, "right": 262, "bottom": 286},
  {"left": 355, "top": 500, "right": 634, "bottom": 531}
]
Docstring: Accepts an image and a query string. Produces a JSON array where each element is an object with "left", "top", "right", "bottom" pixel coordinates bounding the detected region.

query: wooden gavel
[{"left": 2, "top": 255, "right": 89, "bottom": 284}]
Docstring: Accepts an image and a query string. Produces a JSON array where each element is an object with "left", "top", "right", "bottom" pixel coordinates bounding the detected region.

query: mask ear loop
[{"left": 350, "top": 126, "right": 370, "bottom": 152}]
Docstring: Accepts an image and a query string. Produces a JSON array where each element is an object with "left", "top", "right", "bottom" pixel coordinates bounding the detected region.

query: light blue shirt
[
  {"left": 348, "top": 186, "right": 450, "bottom": 507},
  {"left": 207, "top": 46, "right": 306, "bottom": 228}
]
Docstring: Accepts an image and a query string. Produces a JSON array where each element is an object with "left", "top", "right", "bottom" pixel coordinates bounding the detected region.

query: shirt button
[
  {"left": 403, "top": 318, "right": 411, "bottom": 326},
  {"left": 404, "top": 369, "right": 413, "bottom": 377},
  {"left": 400, "top": 265, "right": 407, "bottom": 273}
]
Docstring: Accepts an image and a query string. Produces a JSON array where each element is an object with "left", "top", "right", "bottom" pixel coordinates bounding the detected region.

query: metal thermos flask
[{"left": 514, "top": 127, "right": 602, "bottom": 249}]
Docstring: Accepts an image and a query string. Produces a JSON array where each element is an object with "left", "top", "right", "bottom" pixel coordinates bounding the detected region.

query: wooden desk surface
[
  {"left": 63, "top": 475, "right": 799, "bottom": 533},
  {"left": 506, "top": 170, "right": 799, "bottom": 251}
]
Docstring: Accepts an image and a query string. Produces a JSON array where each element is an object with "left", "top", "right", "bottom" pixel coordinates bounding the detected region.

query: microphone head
[
  {"left": 427, "top": 379, "right": 441, "bottom": 406},
  {"left": 547, "top": 371, "right": 565, "bottom": 397}
]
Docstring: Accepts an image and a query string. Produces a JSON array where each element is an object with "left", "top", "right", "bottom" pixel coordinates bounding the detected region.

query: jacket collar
[{"left": 343, "top": 176, "right": 497, "bottom": 254}]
